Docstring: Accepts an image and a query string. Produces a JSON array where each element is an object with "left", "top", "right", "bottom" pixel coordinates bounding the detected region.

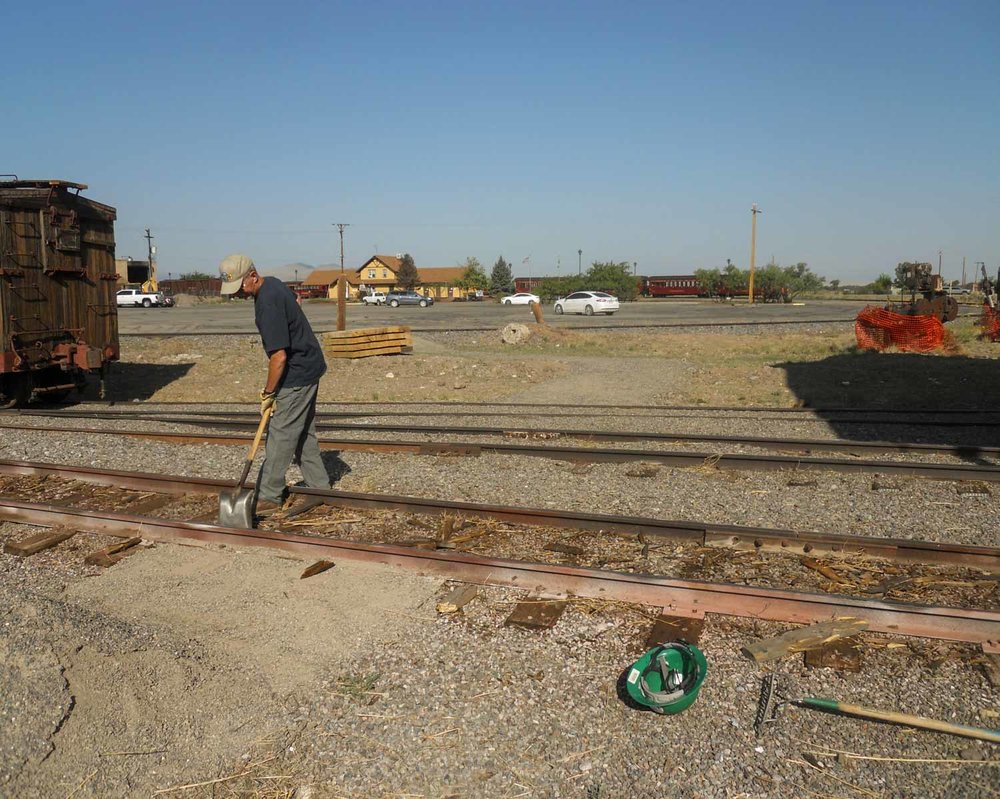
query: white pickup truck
[
  {"left": 116, "top": 288, "right": 166, "bottom": 308},
  {"left": 361, "top": 291, "right": 387, "bottom": 306}
]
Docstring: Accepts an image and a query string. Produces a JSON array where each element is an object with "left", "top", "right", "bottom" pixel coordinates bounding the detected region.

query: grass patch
[{"left": 334, "top": 671, "right": 382, "bottom": 704}]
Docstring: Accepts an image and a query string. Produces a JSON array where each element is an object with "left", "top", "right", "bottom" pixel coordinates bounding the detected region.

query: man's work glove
[{"left": 260, "top": 389, "right": 277, "bottom": 416}]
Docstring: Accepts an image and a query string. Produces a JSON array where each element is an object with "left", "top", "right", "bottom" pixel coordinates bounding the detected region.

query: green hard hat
[{"left": 625, "top": 642, "right": 708, "bottom": 715}]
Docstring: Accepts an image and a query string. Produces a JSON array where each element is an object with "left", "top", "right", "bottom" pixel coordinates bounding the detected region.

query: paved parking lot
[{"left": 118, "top": 298, "right": 867, "bottom": 335}]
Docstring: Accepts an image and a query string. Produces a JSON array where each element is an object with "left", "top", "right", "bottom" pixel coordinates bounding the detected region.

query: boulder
[{"left": 501, "top": 323, "right": 532, "bottom": 345}]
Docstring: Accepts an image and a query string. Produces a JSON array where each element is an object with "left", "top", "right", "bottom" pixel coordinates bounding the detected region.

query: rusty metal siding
[{"left": 0, "top": 182, "right": 119, "bottom": 374}]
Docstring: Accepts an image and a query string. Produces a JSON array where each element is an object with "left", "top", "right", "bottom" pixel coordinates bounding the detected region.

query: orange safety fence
[
  {"left": 854, "top": 306, "right": 946, "bottom": 353},
  {"left": 980, "top": 303, "right": 1000, "bottom": 342}
]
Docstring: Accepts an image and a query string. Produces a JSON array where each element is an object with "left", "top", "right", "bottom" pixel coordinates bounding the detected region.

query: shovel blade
[{"left": 218, "top": 487, "right": 256, "bottom": 529}]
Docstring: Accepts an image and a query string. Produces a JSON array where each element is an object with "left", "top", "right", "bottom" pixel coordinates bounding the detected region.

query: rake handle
[{"left": 800, "top": 698, "right": 1000, "bottom": 744}]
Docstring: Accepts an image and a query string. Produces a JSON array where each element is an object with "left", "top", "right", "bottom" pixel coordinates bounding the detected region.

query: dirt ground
[
  {"left": 0, "top": 538, "right": 437, "bottom": 798},
  {"left": 109, "top": 317, "right": 998, "bottom": 409}
]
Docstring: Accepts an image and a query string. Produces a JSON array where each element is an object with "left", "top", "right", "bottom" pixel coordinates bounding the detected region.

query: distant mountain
[{"left": 267, "top": 262, "right": 313, "bottom": 282}]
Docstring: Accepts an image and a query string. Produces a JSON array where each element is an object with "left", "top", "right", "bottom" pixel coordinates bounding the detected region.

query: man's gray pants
[{"left": 257, "top": 382, "right": 330, "bottom": 503}]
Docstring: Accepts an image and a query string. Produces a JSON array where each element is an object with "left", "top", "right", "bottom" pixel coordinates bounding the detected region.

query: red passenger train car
[{"left": 639, "top": 275, "right": 708, "bottom": 297}]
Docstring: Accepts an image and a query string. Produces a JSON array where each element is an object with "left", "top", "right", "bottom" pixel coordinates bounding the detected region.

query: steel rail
[
  {"left": 7, "top": 413, "right": 1000, "bottom": 460},
  {"left": 4, "top": 421, "right": 1000, "bottom": 480},
  {"left": 0, "top": 459, "right": 995, "bottom": 570},
  {"left": 13, "top": 407, "right": 1000, "bottom": 428},
  {"left": 62, "top": 400, "right": 1000, "bottom": 415},
  {"left": 17, "top": 407, "right": 1000, "bottom": 430},
  {"left": 0, "top": 496, "right": 997, "bottom": 647},
  {"left": 120, "top": 317, "right": 862, "bottom": 338}
]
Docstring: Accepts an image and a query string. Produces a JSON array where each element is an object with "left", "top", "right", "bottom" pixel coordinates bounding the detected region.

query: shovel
[{"left": 218, "top": 406, "right": 274, "bottom": 528}]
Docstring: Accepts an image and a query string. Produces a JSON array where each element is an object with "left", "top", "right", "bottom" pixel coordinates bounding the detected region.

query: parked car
[
  {"left": 553, "top": 290, "right": 620, "bottom": 316},
  {"left": 945, "top": 286, "right": 970, "bottom": 295},
  {"left": 386, "top": 291, "right": 433, "bottom": 308},
  {"left": 361, "top": 291, "right": 387, "bottom": 305},
  {"left": 116, "top": 288, "right": 167, "bottom": 308},
  {"left": 501, "top": 292, "right": 540, "bottom": 305}
]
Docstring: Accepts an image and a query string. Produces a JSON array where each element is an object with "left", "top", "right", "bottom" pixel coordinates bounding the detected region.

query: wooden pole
[
  {"left": 748, "top": 204, "right": 759, "bottom": 304},
  {"left": 337, "top": 277, "right": 346, "bottom": 332}
]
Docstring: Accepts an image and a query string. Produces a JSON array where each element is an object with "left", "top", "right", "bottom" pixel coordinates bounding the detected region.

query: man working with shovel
[{"left": 219, "top": 254, "right": 330, "bottom": 517}]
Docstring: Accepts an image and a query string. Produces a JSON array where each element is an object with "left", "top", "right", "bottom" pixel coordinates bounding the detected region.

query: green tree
[
  {"left": 782, "top": 262, "right": 825, "bottom": 299},
  {"left": 871, "top": 273, "right": 893, "bottom": 293},
  {"left": 719, "top": 263, "right": 748, "bottom": 297},
  {"left": 396, "top": 253, "right": 419, "bottom": 290},
  {"left": 694, "top": 268, "right": 723, "bottom": 297},
  {"left": 454, "top": 257, "right": 489, "bottom": 291},
  {"left": 584, "top": 261, "right": 638, "bottom": 300},
  {"left": 894, "top": 262, "right": 931, "bottom": 291},
  {"left": 829, "top": 279, "right": 840, "bottom": 291},
  {"left": 179, "top": 271, "right": 213, "bottom": 280},
  {"left": 489, "top": 256, "right": 513, "bottom": 295}
]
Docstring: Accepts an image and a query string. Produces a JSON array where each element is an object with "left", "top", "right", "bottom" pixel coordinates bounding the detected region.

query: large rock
[{"left": 501, "top": 323, "right": 532, "bottom": 345}]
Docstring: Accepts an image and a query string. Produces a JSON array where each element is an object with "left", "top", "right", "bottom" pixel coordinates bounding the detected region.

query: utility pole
[
  {"left": 937, "top": 250, "right": 942, "bottom": 277},
  {"left": 962, "top": 256, "right": 966, "bottom": 288},
  {"left": 748, "top": 204, "right": 761, "bottom": 304},
  {"left": 334, "top": 223, "right": 350, "bottom": 331},
  {"left": 144, "top": 227, "right": 155, "bottom": 287},
  {"left": 577, "top": 249, "right": 582, "bottom": 276}
]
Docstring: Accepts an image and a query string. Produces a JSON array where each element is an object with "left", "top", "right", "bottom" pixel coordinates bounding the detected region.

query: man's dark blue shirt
[{"left": 254, "top": 277, "right": 327, "bottom": 388}]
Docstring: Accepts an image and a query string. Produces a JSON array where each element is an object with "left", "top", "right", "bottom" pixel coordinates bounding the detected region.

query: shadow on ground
[
  {"left": 102, "top": 362, "right": 196, "bottom": 401},
  {"left": 778, "top": 351, "right": 1000, "bottom": 452},
  {"left": 319, "top": 452, "right": 351, "bottom": 484}
]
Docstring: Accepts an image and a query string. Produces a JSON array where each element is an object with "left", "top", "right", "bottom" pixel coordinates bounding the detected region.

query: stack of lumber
[{"left": 322, "top": 326, "right": 413, "bottom": 359}]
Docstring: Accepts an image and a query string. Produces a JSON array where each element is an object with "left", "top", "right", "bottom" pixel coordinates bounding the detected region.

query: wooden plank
[
  {"left": 323, "top": 337, "right": 412, "bottom": 352},
  {"left": 645, "top": 613, "right": 705, "bottom": 649},
  {"left": 436, "top": 584, "right": 478, "bottom": 614},
  {"left": 505, "top": 596, "right": 568, "bottom": 630},
  {"left": 300, "top": 560, "right": 335, "bottom": 579},
  {"left": 323, "top": 326, "right": 409, "bottom": 340},
  {"left": 804, "top": 635, "right": 863, "bottom": 672},
  {"left": 84, "top": 537, "right": 143, "bottom": 567},
  {"left": 4, "top": 527, "right": 76, "bottom": 556},
  {"left": 325, "top": 345, "right": 412, "bottom": 359},
  {"left": 741, "top": 617, "right": 869, "bottom": 663},
  {"left": 323, "top": 331, "right": 412, "bottom": 345},
  {"left": 544, "top": 541, "right": 585, "bottom": 556}
]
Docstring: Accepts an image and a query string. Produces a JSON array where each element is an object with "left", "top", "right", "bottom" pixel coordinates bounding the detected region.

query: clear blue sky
[{"left": 5, "top": 1, "right": 997, "bottom": 283}]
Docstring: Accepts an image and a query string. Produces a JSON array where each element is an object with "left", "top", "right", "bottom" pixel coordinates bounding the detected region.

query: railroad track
[
  {"left": 17, "top": 405, "right": 1000, "bottom": 429},
  {"left": 5, "top": 419, "right": 999, "bottom": 483},
  {"left": 0, "top": 459, "right": 997, "bottom": 647}
]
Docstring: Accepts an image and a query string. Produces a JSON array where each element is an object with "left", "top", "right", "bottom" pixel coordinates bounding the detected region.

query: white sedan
[
  {"left": 554, "top": 291, "right": 620, "bottom": 316},
  {"left": 500, "top": 292, "right": 540, "bottom": 305}
]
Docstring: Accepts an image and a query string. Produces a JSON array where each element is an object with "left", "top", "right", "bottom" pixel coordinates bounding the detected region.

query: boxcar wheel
[{"left": 584, "top": 305, "right": 594, "bottom": 316}]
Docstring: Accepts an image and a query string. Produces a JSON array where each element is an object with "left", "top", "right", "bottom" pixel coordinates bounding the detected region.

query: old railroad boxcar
[{"left": 0, "top": 179, "right": 119, "bottom": 405}]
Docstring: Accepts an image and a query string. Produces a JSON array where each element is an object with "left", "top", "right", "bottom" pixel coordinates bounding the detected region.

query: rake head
[{"left": 754, "top": 674, "right": 782, "bottom": 738}]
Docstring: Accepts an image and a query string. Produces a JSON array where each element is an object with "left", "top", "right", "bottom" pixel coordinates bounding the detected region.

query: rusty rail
[
  {"left": 0, "top": 496, "right": 997, "bottom": 647},
  {"left": 0, "top": 459, "right": 996, "bottom": 570},
  {"left": 4, "top": 420, "right": 1000, "bottom": 482}
]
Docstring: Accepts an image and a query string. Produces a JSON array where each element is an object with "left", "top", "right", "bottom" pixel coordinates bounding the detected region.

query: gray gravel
[
  {"left": 0, "top": 426, "right": 996, "bottom": 547},
  {"left": 0, "top": 401, "right": 997, "bottom": 798}
]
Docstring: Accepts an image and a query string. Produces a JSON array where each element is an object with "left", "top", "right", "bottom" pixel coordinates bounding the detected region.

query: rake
[{"left": 754, "top": 674, "right": 1000, "bottom": 744}]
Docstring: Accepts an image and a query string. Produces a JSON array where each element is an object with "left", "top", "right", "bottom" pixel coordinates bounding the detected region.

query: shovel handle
[{"left": 235, "top": 407, "right": 274, "bottom": 489}]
